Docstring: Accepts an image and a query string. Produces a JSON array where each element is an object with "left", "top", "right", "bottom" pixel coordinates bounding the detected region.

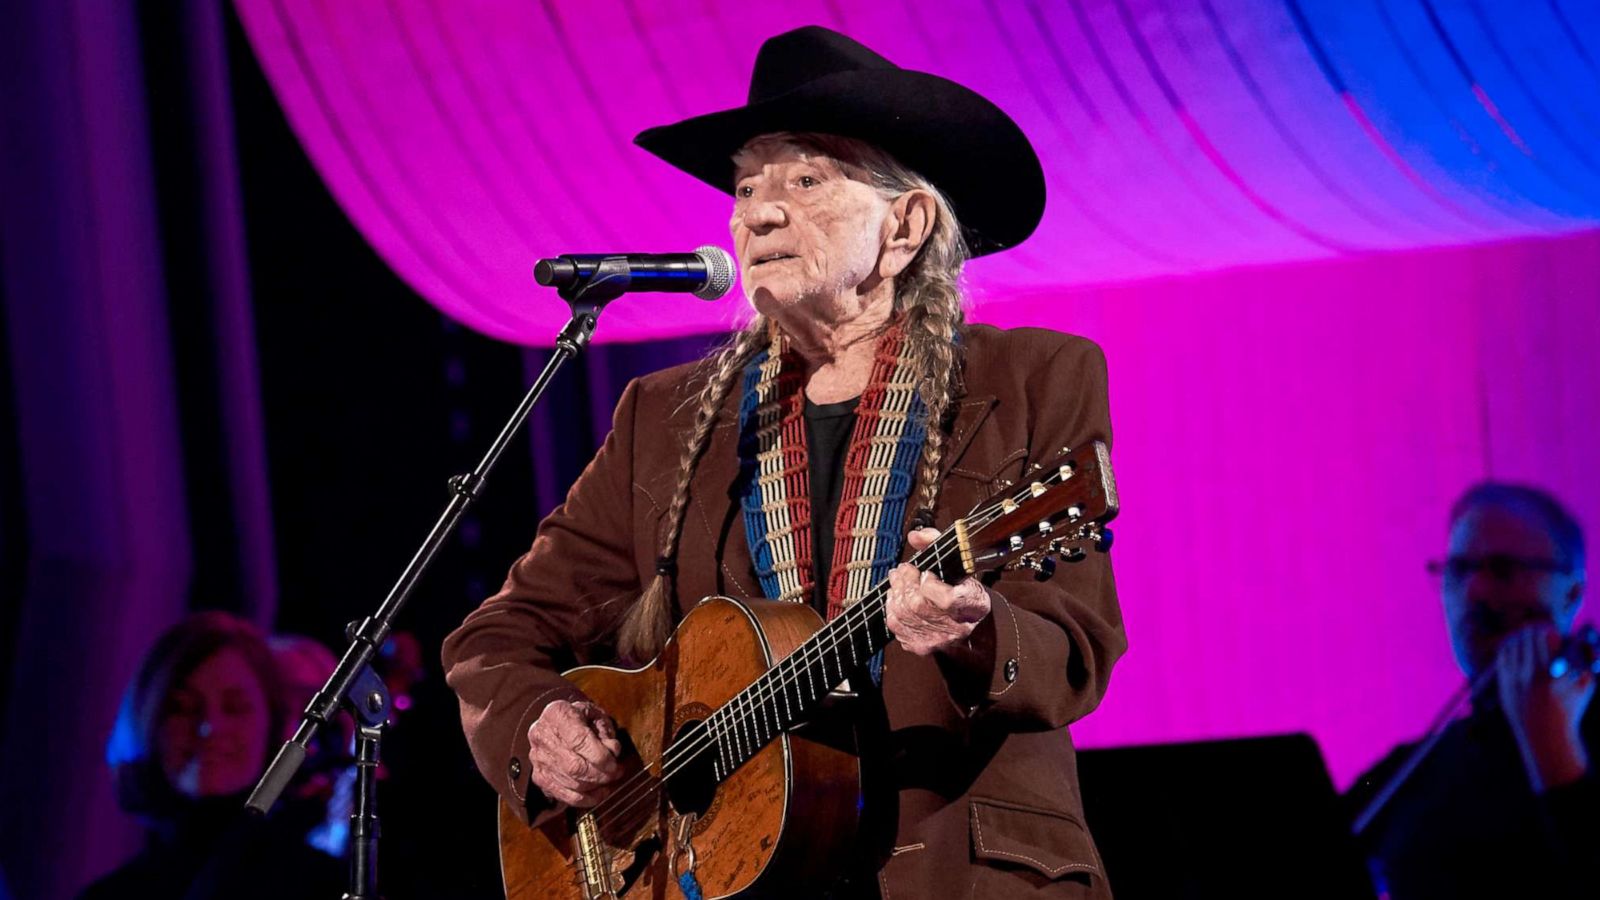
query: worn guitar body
[{"left": 498, "top": 595, "right": 862, "bottom": 900}]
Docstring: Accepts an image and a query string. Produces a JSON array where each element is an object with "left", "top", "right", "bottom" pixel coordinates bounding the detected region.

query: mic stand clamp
[{"left": 245, "top": 263, "right": 634, "bottom": 898}]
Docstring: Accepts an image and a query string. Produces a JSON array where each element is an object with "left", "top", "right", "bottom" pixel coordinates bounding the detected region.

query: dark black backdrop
[{"left": 221, "top": 8, "right": 530, "bottom": 896}]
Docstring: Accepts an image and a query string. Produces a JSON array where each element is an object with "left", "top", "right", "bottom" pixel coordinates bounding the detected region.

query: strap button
[{"left": 1003, "top": 658, "right": 1019, "bottom": 683}]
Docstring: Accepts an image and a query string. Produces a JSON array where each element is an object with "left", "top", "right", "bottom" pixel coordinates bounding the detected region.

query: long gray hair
[{"left": 617, "top": 132, "right": 971, "bottom": 661}]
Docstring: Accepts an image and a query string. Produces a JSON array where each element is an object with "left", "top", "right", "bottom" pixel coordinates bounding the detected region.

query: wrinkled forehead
[{"left": 732, "top": 134, "right": 855, "bottom": 180}]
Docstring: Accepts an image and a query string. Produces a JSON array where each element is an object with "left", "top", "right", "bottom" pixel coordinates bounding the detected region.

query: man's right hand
[{"left": 527, "top": 700, "right": 625, "bottom": 807}]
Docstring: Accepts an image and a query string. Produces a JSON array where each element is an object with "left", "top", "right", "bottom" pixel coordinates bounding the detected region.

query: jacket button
[
  {"left": 1003, "top": 658, "right": 1019, "bottom": 683},
  {"left": 508, "top": 757, "right": 523, "bottom": 782}
]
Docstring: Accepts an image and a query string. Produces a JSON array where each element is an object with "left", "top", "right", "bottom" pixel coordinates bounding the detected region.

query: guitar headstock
[{"left": 936, "top": 441, "right": 1118, "bottom": 582}]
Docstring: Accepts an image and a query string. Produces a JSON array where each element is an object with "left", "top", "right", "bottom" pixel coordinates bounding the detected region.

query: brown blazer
[{"left": 443, "top": 323, "right": 1126, "bottom": 899}]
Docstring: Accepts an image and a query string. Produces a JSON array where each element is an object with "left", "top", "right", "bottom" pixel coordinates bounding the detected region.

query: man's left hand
[
  {"left": 886, "top": 527, "right": 991, "bottom": 656},
  {"left": 1497, "top": 622, "right": 1594, "bottom": 792}
]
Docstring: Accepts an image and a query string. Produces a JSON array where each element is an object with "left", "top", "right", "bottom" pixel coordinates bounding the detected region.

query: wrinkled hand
[
  {"left": 886, "top": 528, "right": 991, "bottom": 656},
  {"left": 527, "top": 700, "right": 624, "bottom": 807},
  {"left": 1496, "top": 623, "right": 1594, "bottom": 791}
]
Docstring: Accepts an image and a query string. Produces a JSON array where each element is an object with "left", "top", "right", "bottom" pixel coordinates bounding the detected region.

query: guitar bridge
[{"left": 571, "top": 812, "right": 619, "bottom": 899}]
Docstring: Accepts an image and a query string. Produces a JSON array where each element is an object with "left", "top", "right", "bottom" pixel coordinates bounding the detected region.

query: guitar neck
[
  {"left": 700, "top": 533, "right": 961, "bottom": 782},
  {"left": 694, "top": 440, "right": 1113, "bottom": 783}
]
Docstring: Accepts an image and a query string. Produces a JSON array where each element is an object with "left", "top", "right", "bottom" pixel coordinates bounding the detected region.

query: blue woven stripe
[
  {"left": 736, "top": 349, "right": 784, "bottom": 601},
  {"left": 868, "top": 389, "right": 928, "bottom": 581}
]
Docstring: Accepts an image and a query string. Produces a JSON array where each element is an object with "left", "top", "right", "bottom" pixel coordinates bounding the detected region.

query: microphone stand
[{"left": 245, "top": 261, "right": 638, "bottom": 899}]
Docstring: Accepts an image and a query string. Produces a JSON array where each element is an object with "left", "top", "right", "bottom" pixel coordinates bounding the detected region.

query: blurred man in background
[{"left": 1348, "top": 483, "right": 1595, "bottom": 899}]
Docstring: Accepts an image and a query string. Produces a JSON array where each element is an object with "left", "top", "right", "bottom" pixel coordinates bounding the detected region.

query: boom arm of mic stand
[{"left": 244, "top": 278, "right": 620, "bottom": 898}]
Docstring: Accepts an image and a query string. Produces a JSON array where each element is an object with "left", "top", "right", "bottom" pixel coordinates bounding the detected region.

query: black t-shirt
[{"left": 804, "top": 395, "right": 860, "bottom": 617}]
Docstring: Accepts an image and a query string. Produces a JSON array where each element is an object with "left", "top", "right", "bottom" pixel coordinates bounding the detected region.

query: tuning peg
[
  {"left": 1063, "top": 546, "right": 1087, "bottom": 563},
  {"left": 1032, "top": 555, "right": 1057, "bottom": 582},
  {"left": 1095, "top": 528, "right": 1114, "bottom": 553}
]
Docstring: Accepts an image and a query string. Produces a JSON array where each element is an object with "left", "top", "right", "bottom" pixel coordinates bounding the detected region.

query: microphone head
[{"left": 693, "top": 245, "right": 737, "bottom": 300}]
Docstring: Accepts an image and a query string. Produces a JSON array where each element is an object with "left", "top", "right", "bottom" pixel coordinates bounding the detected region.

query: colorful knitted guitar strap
[{"left": 736, "top": 319, "right": 929, "bottom": 628}]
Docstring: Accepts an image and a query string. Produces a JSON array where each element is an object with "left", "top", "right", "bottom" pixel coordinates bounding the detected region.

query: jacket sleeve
[
  {"left": 1537, "top": 760, "right": 1598, "bottom": 886},
  {"left": 957, "top": 337, "right": 1127, "bottom": 730},
  {"left": 441, "top": 378, "right": 647, "bottom": 824}
]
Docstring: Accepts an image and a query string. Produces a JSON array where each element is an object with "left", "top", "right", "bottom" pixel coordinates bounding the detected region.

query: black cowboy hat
[{"left": 634, "top": 26, "right": 1045, "bottom": 257}]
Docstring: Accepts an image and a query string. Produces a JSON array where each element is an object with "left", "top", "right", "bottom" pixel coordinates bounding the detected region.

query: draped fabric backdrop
[
  {"left": 232, "top": 0, "right": 1600, "bottom": 786},
  {"left": 232, "top": 0, "right": 1600, "bottom": 342}
]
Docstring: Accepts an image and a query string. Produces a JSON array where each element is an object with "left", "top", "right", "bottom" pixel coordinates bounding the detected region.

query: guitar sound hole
[{"left": 663, "top": 718, "right": 718, "bottom": 817}]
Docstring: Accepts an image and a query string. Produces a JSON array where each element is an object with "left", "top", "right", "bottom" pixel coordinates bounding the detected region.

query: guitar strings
[
  {"left": 586, "top": 495, "right": 1023, "bottom": 831},
  {"left": 586, "top": 538, "right": 956, "bottom": 833},
  {"left": 585, "top": 464, "right": 1089, "bottom": 834},
  {"left": 585, "top": 516, "right": 978, "bottom": 830},
  {"left": 589, "top": 473, "right": 1086, "bottom": 835},
  {"left": 582, "top": 534, "right": 934, "bottom": 826},
  {"left": 587, "top": 470, "right": 1080, "bottom": 834}
]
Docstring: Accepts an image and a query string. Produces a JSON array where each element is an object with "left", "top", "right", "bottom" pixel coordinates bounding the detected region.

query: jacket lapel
[{"left": 938, "top": 393, "right": 997, "bottom": 477}]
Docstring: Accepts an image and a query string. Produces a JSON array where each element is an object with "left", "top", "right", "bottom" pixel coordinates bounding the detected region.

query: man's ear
[
  {"left": 878, "top": 189, "right": 937, "bottom": 279},
  {"left": 1562, "top": 577, "right": 1585, "bottom": 617}
]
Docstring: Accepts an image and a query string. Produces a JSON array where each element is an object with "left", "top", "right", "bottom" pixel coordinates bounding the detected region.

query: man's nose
[{"left": 740, "top": 192, "right": 787, "bottom": 231}]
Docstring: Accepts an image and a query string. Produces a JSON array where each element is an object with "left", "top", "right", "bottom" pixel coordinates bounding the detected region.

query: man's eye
[
  {"left": 798, "top": 175, "right": 817, "bottom": 189},
  {"left": 737, "top": 185, "right": 754, "bottom": 198}
]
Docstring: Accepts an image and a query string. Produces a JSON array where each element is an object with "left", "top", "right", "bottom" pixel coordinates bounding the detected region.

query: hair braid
[
  {"left": 902, "top": 296, "right": 963, "bottom": 523},
  {"left": 616, "top": 319, "right": 770, "bottom": 661}
]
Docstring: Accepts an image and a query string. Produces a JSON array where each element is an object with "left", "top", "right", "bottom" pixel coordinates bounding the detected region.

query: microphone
[{"left": 534, "top": 246, "right": 737, "bottom": 300}]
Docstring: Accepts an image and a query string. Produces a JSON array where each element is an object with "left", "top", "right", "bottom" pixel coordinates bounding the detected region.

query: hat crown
[{"left": 748, "top": 26, "right": 898, "bottom": 104}]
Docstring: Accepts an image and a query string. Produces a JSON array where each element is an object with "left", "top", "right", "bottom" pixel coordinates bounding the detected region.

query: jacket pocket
[
  {"left": 968, "top": 797, "right": 1102, "bottom": 883},
  {"left": 944, "top": 449, "right": 1028, "bottom": 507}
]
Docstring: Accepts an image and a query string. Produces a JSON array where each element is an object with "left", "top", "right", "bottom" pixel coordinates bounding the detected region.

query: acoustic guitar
[{"left": 499, "top": 441, "right": 1118, "bottom": 899}]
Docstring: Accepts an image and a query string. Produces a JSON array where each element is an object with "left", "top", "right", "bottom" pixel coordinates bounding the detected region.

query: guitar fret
[
  {"left": 735, "top": 694, "right": 750, "bottom": 762},
  {"left": 755, "top": 682, "right": 772, "bottom": 744},
  {"left": 743, "top": 691, "right": 758, "bottom": 757},
  {"left": 715, "top": 711, "right": 731, "bottom": 776}
]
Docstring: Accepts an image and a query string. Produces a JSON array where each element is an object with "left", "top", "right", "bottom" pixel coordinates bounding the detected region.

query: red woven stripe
[
  {"left": 824, "top": 326, "right": 905, "bottom": 621},
  {"left": 777, "top": 348, "right": 813, "bottom": 593}
]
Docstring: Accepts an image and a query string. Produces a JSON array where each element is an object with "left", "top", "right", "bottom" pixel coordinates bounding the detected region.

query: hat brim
[{"left": 634, "top": 69, "right": 1045, "bottom": 257}]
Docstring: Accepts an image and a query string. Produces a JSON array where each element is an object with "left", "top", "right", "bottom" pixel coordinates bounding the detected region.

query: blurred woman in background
[{"left": 80, "top": 612, "right": 340, "bottom": 899}]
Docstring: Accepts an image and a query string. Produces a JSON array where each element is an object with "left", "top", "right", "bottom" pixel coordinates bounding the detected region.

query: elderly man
[
  {"left": 1347, "top": 483, "right": 1597, "bottom": 899},
  {"left": 445, "top": 26, "right": 1124, "bottom": 899}
]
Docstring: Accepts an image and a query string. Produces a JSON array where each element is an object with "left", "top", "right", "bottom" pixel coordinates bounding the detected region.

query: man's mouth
[{"left": 751, "top": 253, "right": 796, "bottom": 267}]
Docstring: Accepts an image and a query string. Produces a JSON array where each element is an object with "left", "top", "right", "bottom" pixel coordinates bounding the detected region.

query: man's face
[
  {"left": 728, "top": 141, "right": 892, "bottom": 319},
  {"left": 1442, "top": 503, "right": 1583, "bottom": 678}
]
